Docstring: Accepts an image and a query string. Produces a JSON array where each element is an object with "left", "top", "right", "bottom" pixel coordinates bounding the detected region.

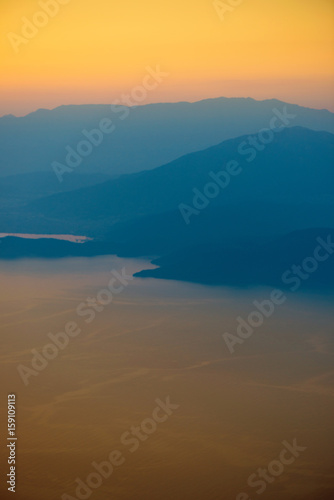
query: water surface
[
  {"left": 0, "top": 233, "right": 91, "bottom": 243},
  {"left": 0, "top": 256, "right": 333, "bottom": 500}
]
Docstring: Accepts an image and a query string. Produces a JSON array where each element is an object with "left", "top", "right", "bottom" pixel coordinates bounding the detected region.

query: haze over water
[{"left": 0, "top": 256, "right": 333, "bottom": 500}]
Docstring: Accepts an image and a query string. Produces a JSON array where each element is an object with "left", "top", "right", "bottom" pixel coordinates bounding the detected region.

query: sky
[{"left": 0, "top": 0, "right": 333, "bottom": 116}]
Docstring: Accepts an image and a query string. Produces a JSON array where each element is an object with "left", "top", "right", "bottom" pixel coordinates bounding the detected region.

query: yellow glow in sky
[{"left": 0, "top": 0, "right": 333, "bottom": 115}]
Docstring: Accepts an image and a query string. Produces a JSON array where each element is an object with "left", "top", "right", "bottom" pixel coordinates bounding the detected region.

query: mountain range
[
  {"left": 0, "top": 98, "right": 333, "bottom": 289},
  {"left": 1, "top": 97, "right": 334, "bottom": 181},
  {"left": 22, "top": 126, "right": 334, "bottom": 234}
]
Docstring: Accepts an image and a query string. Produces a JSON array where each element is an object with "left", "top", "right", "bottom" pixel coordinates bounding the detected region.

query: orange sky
[{"left": 0, "top": 0, "right": 333, "bottom": 116}]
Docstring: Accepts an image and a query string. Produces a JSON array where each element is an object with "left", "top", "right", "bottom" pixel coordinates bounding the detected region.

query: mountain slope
[
  {"left": 0, "top": 171, "right": 112, "bottom": 209},
  {"left": 25, "top": 127, "right": 334, "bottom": 234},
  {"left": 135, "top": 228, "right": 334, "bottom": 289},
  {"left": 1, "top": 97, "right": 334, "bottom": 178}
]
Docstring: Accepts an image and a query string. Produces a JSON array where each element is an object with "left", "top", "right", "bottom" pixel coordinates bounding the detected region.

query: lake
[
  {"left": 0, "top": 233, "right": 92, "bottom": 243},
  {"left": 0, "top": 256, "right": 333, "bottom": 500}
]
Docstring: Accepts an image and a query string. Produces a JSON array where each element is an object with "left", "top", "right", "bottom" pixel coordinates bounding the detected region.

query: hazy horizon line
[{"left": 1, "top": 95, "right": 334, "bottom": 119}]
